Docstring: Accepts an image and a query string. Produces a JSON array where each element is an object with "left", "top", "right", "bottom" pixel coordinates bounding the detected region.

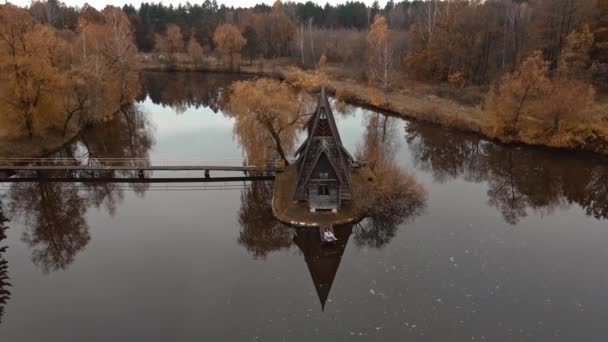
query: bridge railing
[{"left": 0, "top": 157, "right": 286, "bottom": 171}]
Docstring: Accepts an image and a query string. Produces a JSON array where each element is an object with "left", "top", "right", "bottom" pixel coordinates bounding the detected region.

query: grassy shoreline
[
  {"left": 3, "top": 62, "right": 607, "bottom": 160},
  {"left": 141, "top": 60, "right": 608, "bottom": 156}
]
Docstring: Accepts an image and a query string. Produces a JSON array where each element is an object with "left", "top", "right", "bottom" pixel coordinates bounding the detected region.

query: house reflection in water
[{"left": 293, "top": 225, "right": 353, "bottom": 310}]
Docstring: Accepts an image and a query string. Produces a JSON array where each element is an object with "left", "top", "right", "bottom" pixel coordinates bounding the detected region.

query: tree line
[
  {"left": 8, "top": 1, "right": 607, "bottom": 88},
  {"left": 0, "top": 3, "right": 139, "bottom": 139},
  {"left": 3, "top": 0, "right": 608, "bottom": 146}
]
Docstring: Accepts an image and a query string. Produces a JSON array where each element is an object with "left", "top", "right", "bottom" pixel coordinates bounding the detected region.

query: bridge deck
[{"left": 0, "top": 165, "right": 279, "bottom": 172}]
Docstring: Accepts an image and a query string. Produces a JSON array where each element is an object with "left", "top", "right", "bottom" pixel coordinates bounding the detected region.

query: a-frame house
[{"left": 294, "top": 87, "right": 354, "bottom": 212}]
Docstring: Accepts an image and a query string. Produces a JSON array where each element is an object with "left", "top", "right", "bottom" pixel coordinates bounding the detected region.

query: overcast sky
[{"left": 8, "top": 0, "right": 388, "bottom": 10}]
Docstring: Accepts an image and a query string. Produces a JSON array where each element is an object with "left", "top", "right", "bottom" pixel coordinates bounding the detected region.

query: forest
[
  {"left": 1, "top": 0, "right": 608, "bottom": 153},
  {"left": 0, "top": 3, "right": 139, "bottom": 143}
]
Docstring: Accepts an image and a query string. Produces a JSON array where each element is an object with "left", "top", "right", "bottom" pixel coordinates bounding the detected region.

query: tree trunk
[
  {"left": 308, "top": 19, "right": 315, "bottom": 65},
  {"left": 300, "top": 23, "right": 305, "bottom": 66},
  {"left": 25, "top": 112, "right": 33, "bottom": 139},
  {"left": 269, "top": 128, "right": 289, "bottom": 165},
  {"left": 511, "top": 85, "right": 531, "bottom": 134}
]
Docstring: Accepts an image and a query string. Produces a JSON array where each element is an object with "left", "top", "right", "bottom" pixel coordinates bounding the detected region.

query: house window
[
  {"left": 319, "top": 172, "right": 329, "bottom": 179},
  {"left": 318, "top": 185, "right": 330, "bottom": 196}
]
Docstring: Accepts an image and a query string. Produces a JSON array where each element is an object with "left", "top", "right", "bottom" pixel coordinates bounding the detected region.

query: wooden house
[{"left": 294, "top": 87, "right": 354, "bottom": 212}]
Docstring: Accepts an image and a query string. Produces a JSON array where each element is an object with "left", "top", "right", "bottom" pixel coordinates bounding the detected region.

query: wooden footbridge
[{"left": 0, "top": 157, "right": 285, "bottom": 181}]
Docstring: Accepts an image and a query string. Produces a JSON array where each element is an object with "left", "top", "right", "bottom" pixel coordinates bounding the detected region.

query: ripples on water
[{"left": 1, "top": 72, "right": 607, "bottom": 341}]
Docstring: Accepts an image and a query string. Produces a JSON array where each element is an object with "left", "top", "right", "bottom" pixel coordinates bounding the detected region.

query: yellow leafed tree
[
  {"left": 228, "top": 79, "right": 307, "bottom": 166},
  {"left": 187, "top": 34, "right": 204, "bottom": 65},
  {"left": 367, "top": 15, "right": 393, "bottom": 95},
  {"left": 155, "top": 23, "right": 183, "bottom": 59},
  {"left": 213, "top": 23, "right": 246, "bottom": 70},
  {"left": 485, "top": 51, "right": 552, "bottom": 137}
]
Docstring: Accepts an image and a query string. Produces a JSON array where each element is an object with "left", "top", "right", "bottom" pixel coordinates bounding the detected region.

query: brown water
[{"left": 1, "top": 72, "right": 608, "bottom": 341}]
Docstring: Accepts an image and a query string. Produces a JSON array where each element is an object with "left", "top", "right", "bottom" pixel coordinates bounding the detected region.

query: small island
[{"left": 272, "top": 88, "right": 373, "bottom": 234}]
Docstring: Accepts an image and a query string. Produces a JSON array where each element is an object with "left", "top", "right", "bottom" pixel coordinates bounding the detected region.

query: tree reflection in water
[
  {"left": 7, "top": 180, "right": 90, "bottom": 274},
  {"left": 139, "top": 71, "right": 248, "bottom": 114},
  {"left": 75, "top": 105, "right": 155, "bottom": 199},
  {"left": 0, "top": 200, "right": 10, "bottom": 324},
  {"left": 353, "top": 113, "right": 427, "bottom": 248},
  {"left": 406, "top": 121, "right": 608, "bottom": 224},
  {"left": 237, "top": 180, "right": 293, "bottom": 259},
  {"left": 5, "top": 104, "right": 153, "bottom": 273}
]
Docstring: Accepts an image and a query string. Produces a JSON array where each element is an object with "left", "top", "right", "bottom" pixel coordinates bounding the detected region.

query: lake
[{"left": 1, "top": 71, "right": 608, "bottom": 341}]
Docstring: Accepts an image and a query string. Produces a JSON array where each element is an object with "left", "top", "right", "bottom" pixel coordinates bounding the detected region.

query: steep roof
[
  {"left": 294, "top": 87, "right": 354, "bottom": 201},
  {"left": 296, "top": 87, "right": 349, "bottom": 159}
]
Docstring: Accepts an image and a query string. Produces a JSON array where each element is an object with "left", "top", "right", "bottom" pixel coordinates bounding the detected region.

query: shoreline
[
  {"left": 141, "top": 62, "right": 608, "bottom": 157},
  {"left": 3, "top": 64, "right": 607, "bottom": 161}
]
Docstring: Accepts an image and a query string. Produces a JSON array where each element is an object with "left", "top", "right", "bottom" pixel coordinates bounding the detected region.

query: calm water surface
[{"left": 1, "top": 72, "right": 608, "bottom": 341}]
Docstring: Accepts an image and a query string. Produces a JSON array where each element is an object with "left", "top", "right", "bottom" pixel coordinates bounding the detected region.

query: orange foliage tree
[
  {"left": 0, "top": 4, "right": 139, "bottom": 139},
  {"left": 228, "top": 79, "right": 308, "bottom": 165},
  {"left": 187, "top": 33, "right": 204, "bottom": 65},
  {"left": 154, "top": 23, "right": 184, "bottom": 61},
  {"left": 485, "top": 51, "right": 552, "bottom": 136},
  {"left": 486, "top": 50, "right": 598, "bottom": 140},
  {"left": 367, "top": 15, "right": 393, "bottom": 93},
  {"left": 213, "top": 23, "right": 246, "bottom": 70}
]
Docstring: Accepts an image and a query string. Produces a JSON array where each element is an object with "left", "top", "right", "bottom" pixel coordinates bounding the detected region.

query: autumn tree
[
  {"left": 531, "top": 0, "right": 594, "bottom": 68},
  {"left": 155, "top": 23, "right": 184, "bottom": 59},
  {"left": 240, "top": 2, "right": 295, "bottom": 59},
  {"left": 268, "top": 0, "right": 296, "bottom": 58},
  {"left": 100, "top": 7, "right": 140, "bottom": 104},
  {"left": 485, "top": 51, "right": 552, "bottom": 137},
  {"left": 558, "top": 25, "right": 594, "bottom": 80},
  {"left": 487, "top": 50, "right": 598, "bottom": 140},
  {"left": 213, "top": 23, "right": 246, "bottom": 70},
  {"left": 367, "top": 15, "right": 393, "bottom": 93},
  {"left": 187, "top": 33, "right": 204, "bottom": 65},
  {"left": 0, "top": 5, "right": 65, "bottom": 138},
  {"left": 590, "top": 0, "right": 608, "bottom": 87},
  {"left": 228, "top": 79, "right": 308, "bottom": 165},
  {"left": 0, "top": 4, "right": 140, "bottom": 140}
]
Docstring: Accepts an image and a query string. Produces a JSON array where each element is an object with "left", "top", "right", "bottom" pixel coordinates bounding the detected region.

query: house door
[{"left": 310, "top": 183, "right": 338, "bottom": 210}]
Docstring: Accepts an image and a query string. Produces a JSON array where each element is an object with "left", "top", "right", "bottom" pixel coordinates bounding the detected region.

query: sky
[{"left": 8, "top": 0, "right": 389, "bottom": 10}]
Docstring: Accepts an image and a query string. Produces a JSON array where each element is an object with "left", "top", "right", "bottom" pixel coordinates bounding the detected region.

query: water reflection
[
  {"left": 7, "top": 181, "right": 90, "bottom": 273},
  {"left": 293, "top": 225, "right": 353, "bottom": 310},
  {"left": 5, "top": 105, "right": 153, "bottom": 273},
  {"left": 237, "top": 181, "right": 293, "bottom": 259},
  {"left": 76, "top": 105, "right": 155, "bottom": 197},
  {"left": 235, "top": 175, "right": 424, "bottom": 310},
  {"left": 406, "top": 121, "right": 608, "bottom": 224},
  {"left": 354, "top": 113, "right": 426, "bottom": 247},
  {"left": 357, "top": 113, "right": 401, "bottom": 168},
  {"left": 0, "top": 200, "right": 9, "bottom": 324},
  {"left": 139, "top": 72, "right": 248, "bottom": 114}
]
